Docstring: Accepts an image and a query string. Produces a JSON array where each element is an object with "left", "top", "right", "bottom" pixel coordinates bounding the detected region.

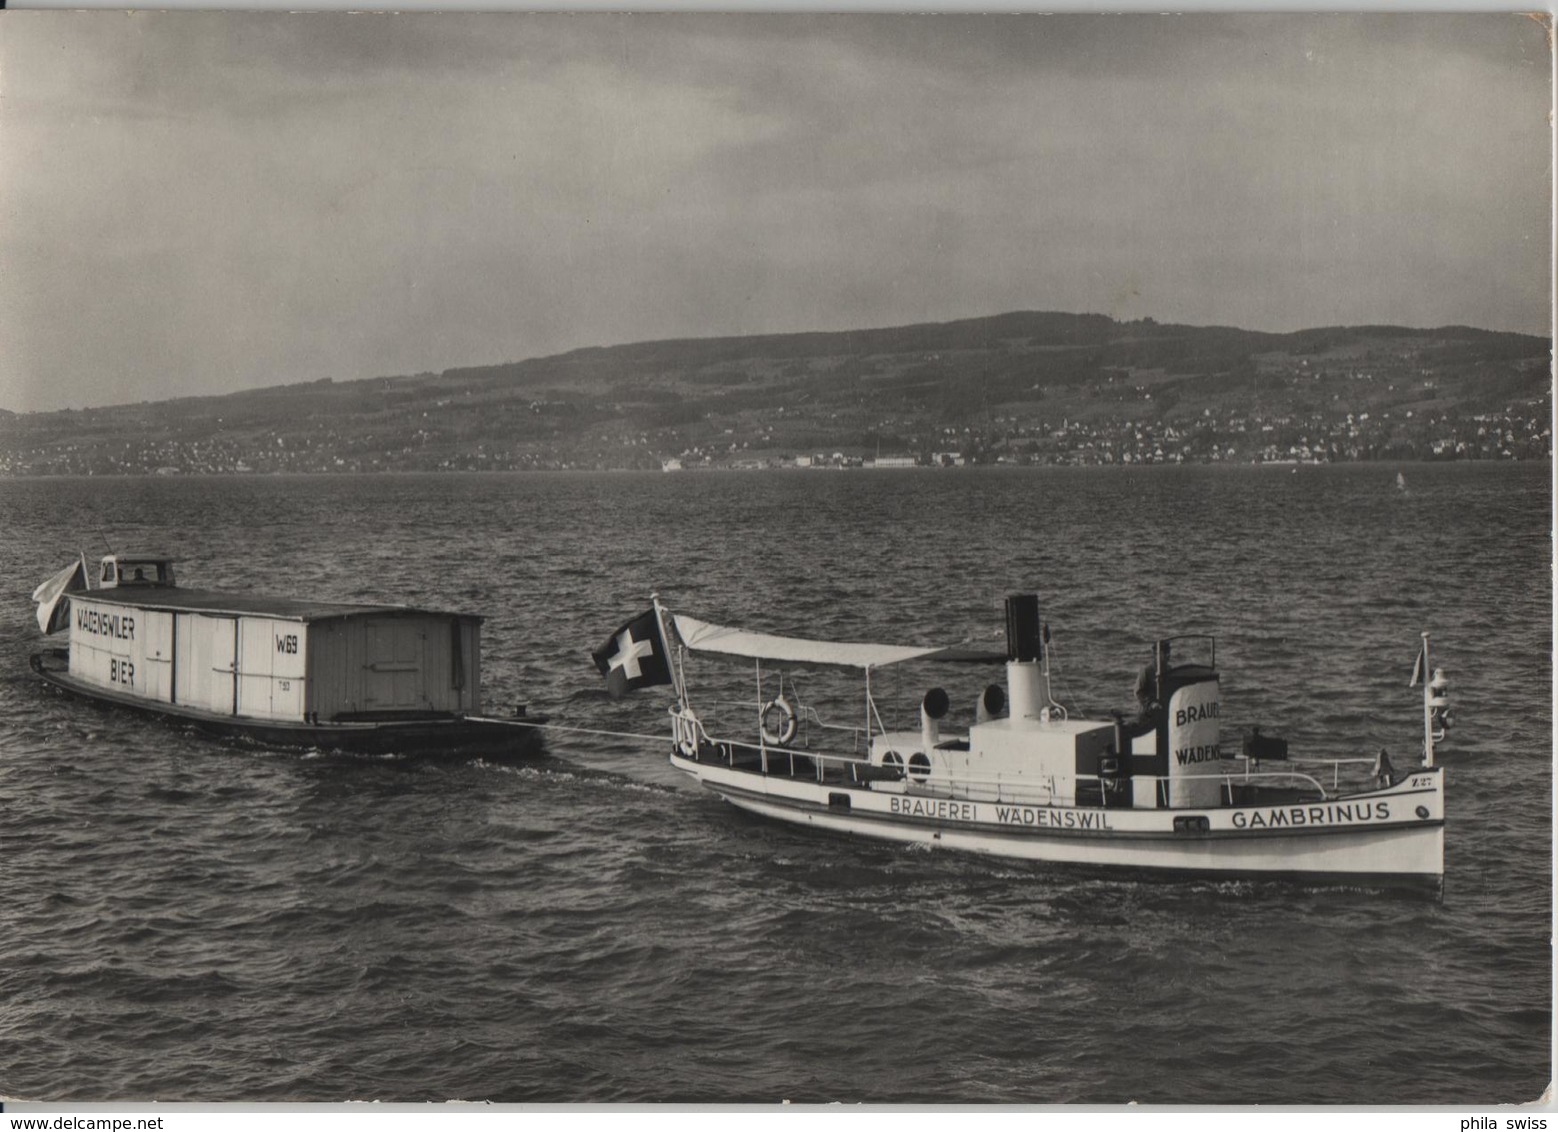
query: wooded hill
[{"left": 2, "top": 312, "right": 1549, "bottom": 474}]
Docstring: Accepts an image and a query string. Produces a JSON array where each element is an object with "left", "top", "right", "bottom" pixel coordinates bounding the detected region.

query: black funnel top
[{"left": 1005, "top": 594, "right": 1042, "bottom": 662}]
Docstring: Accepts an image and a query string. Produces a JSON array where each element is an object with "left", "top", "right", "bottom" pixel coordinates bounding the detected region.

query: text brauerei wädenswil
[{"left": 885, "top": 796, "right": 1405, "bottom": 830}]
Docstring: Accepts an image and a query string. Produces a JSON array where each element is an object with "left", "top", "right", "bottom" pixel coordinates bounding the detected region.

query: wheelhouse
[{"left": 99, "top": 554, "right": 177, "bottom": 589}]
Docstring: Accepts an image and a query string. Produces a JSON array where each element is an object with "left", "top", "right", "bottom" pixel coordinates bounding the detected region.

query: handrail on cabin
[{"left": 671, "top": 703, "right": 1385, "bottom": 803}]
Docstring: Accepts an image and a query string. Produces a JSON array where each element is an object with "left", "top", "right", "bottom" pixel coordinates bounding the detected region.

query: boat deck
[{"left": 698, "top": 738, "right": 1343, "bottom": 810}]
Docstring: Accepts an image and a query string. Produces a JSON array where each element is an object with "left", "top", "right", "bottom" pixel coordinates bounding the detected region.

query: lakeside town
[
  {"left": 656, "top": 403, "right": 1550, "bottom": 473},
  {"left": 1, "top": 400, "right": 1546, "bottom": 476}
]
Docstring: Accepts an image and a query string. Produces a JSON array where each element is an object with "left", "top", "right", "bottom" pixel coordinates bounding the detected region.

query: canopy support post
[
  {"left": 757, "top": 657, "right": 768, "bottom": 774},
  {"left": 863, "top": 666, "right": 869, "bottom": 755}
]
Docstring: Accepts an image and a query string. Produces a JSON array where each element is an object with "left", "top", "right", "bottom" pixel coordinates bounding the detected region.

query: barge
[{"left": 31, "top": 553, "right": 542, "bottom": 757}]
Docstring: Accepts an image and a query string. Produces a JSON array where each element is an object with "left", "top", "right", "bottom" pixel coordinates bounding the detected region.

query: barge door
[
  {"left": 362, "top": 620, "right": 425, "bottom": 712},
  {"left": 174, "top": 614, "right": 238, "bottom": 716}
]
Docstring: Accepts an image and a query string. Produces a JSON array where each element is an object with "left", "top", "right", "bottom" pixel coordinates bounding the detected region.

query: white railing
[
  {"left": 670, "top": 703, "right": 1380, "bottom": 805},
  {"left": 1279, "top": 756, "right": 1376, "bottom": 791},
  {"left": 685, "top": 697, "right": 871, "bottom": 751},
  {"left": 862, "top": 766, "right": 1337, "bottom": 807}
]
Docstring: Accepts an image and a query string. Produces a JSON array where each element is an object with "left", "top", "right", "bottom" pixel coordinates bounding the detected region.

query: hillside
[{"left": 0, "top": 312, "right": 1548, "bottom": 474}]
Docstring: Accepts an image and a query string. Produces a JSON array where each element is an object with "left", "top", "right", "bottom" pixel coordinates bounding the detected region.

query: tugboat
[
  {"left": 30, "top": 553, "right": 542, "bottom": 757},
  {"left": 594, "top": 595, "right": 1446, "bottom": 893}
]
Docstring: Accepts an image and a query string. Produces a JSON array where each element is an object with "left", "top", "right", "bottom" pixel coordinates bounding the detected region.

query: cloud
[{"left": 0, "top": 12, "right": 1549, "bottom": 412}]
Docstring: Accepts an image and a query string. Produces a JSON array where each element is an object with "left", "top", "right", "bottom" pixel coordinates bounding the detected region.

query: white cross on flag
[{"left": 592, "top": 608, "right": 672, "bottom": 698}]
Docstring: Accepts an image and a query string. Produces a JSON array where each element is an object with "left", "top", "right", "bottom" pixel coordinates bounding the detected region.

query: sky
[{"left": 0, "top": 12, "right": 1551, "bottom": 412}]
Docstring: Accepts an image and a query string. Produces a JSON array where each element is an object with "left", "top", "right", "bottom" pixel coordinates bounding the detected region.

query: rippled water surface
[{"left": 0, "top": 465, "right": 1549, "bottom": 1103}]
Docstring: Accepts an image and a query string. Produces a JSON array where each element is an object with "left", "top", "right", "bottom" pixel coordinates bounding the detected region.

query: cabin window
[
  {"left": 102, "top": 562, "right": 116, "bottom": 583},
  {"left": 115, "top": 561, "right": 171, "bottom": 584},
  {"left": 908, "top": 753, "right": 932, "bottom": 781}
]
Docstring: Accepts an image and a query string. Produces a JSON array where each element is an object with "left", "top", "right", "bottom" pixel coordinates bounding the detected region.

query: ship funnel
[
  {"left": 921, "top": 687, "right": 949, "bottom": 749},
  {"left": 1004, "top": 593, "right": 1046, "bottom": 718},
  {"left": 975, "top": 683, "right": 1006, "bottom": 723},
  {"left": 1005, "top": 594, "right": 1042, "bottom": 662}
]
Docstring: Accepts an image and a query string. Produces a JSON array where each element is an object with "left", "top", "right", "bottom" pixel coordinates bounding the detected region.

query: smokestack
[
  {"left": 1005, "top": 594, "right": 1046, "bottom": 718},
  {"left": 1005, "top": 594, "right": 1042, "bottom": 662}
]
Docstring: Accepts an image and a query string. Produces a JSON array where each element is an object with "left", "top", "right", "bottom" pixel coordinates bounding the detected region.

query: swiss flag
[{"left": 592, "top": 608, "right": 673, "bottom": 697}]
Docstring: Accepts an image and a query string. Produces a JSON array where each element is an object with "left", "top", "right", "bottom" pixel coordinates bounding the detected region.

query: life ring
[{"left": 761, "top": 697, "right": 799, "bottom": 746}]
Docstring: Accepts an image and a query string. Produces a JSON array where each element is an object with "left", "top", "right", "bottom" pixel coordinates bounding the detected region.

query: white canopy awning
[{"left": 671, "top": 613, "right": 1003, "bottom": 670}]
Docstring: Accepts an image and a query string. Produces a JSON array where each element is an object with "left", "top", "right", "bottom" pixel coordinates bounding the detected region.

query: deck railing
[
  {"left": 683, "top": 697, "right": 872, "bottom": 751},
  {"left": 669, "top": 703, "right": 1384, "bottom": 807}
]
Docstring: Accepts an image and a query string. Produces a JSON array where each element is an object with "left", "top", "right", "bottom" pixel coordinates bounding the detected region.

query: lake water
[{"left": 0, "top": 464, "right": 1549, "bottom": 1104}]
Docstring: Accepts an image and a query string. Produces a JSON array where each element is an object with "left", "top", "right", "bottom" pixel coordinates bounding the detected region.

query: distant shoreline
[{"left": 0, "top": 458, "right": 1541, "bottom": 481}]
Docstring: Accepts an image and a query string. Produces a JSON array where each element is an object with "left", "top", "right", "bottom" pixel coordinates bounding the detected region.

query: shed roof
[{"left": 73, "top": 587, "right": 477, "bottom": 623}]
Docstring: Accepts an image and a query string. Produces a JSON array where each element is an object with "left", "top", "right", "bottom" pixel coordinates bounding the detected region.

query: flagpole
[
  {"left": 1420, "top": 632, "right": 1434, "bottom": 768},
  {"left": 650, "top": 592, "right": 686, "bottom": 704}
]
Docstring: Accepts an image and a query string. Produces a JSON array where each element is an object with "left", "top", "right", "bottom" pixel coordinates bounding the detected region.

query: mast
[
  {"left": 1420, "top": 631, "right": 1434, "bottom": 768},
  {"left": 650, "top": 592, "right": 687, "bottom": 704}
]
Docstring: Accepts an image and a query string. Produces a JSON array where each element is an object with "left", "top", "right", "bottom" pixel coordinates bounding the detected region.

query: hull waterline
[{"left": 33, "top": 652, "right": 545, "bottom": 758}]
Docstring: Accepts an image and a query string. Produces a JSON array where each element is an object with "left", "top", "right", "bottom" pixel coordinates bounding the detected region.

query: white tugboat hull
[{"left": 675, "top": 752, "right": 1445, "bottom": 892}]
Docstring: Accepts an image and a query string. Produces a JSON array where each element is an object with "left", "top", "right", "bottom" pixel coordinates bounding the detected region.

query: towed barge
[{"left": 31, "top": 553, "right": 541, "bottom": 757}]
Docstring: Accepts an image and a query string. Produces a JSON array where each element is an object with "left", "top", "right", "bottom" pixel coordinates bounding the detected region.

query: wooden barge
[{"left": 31, "top": 553, "right": 541, "bottom": 757}]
